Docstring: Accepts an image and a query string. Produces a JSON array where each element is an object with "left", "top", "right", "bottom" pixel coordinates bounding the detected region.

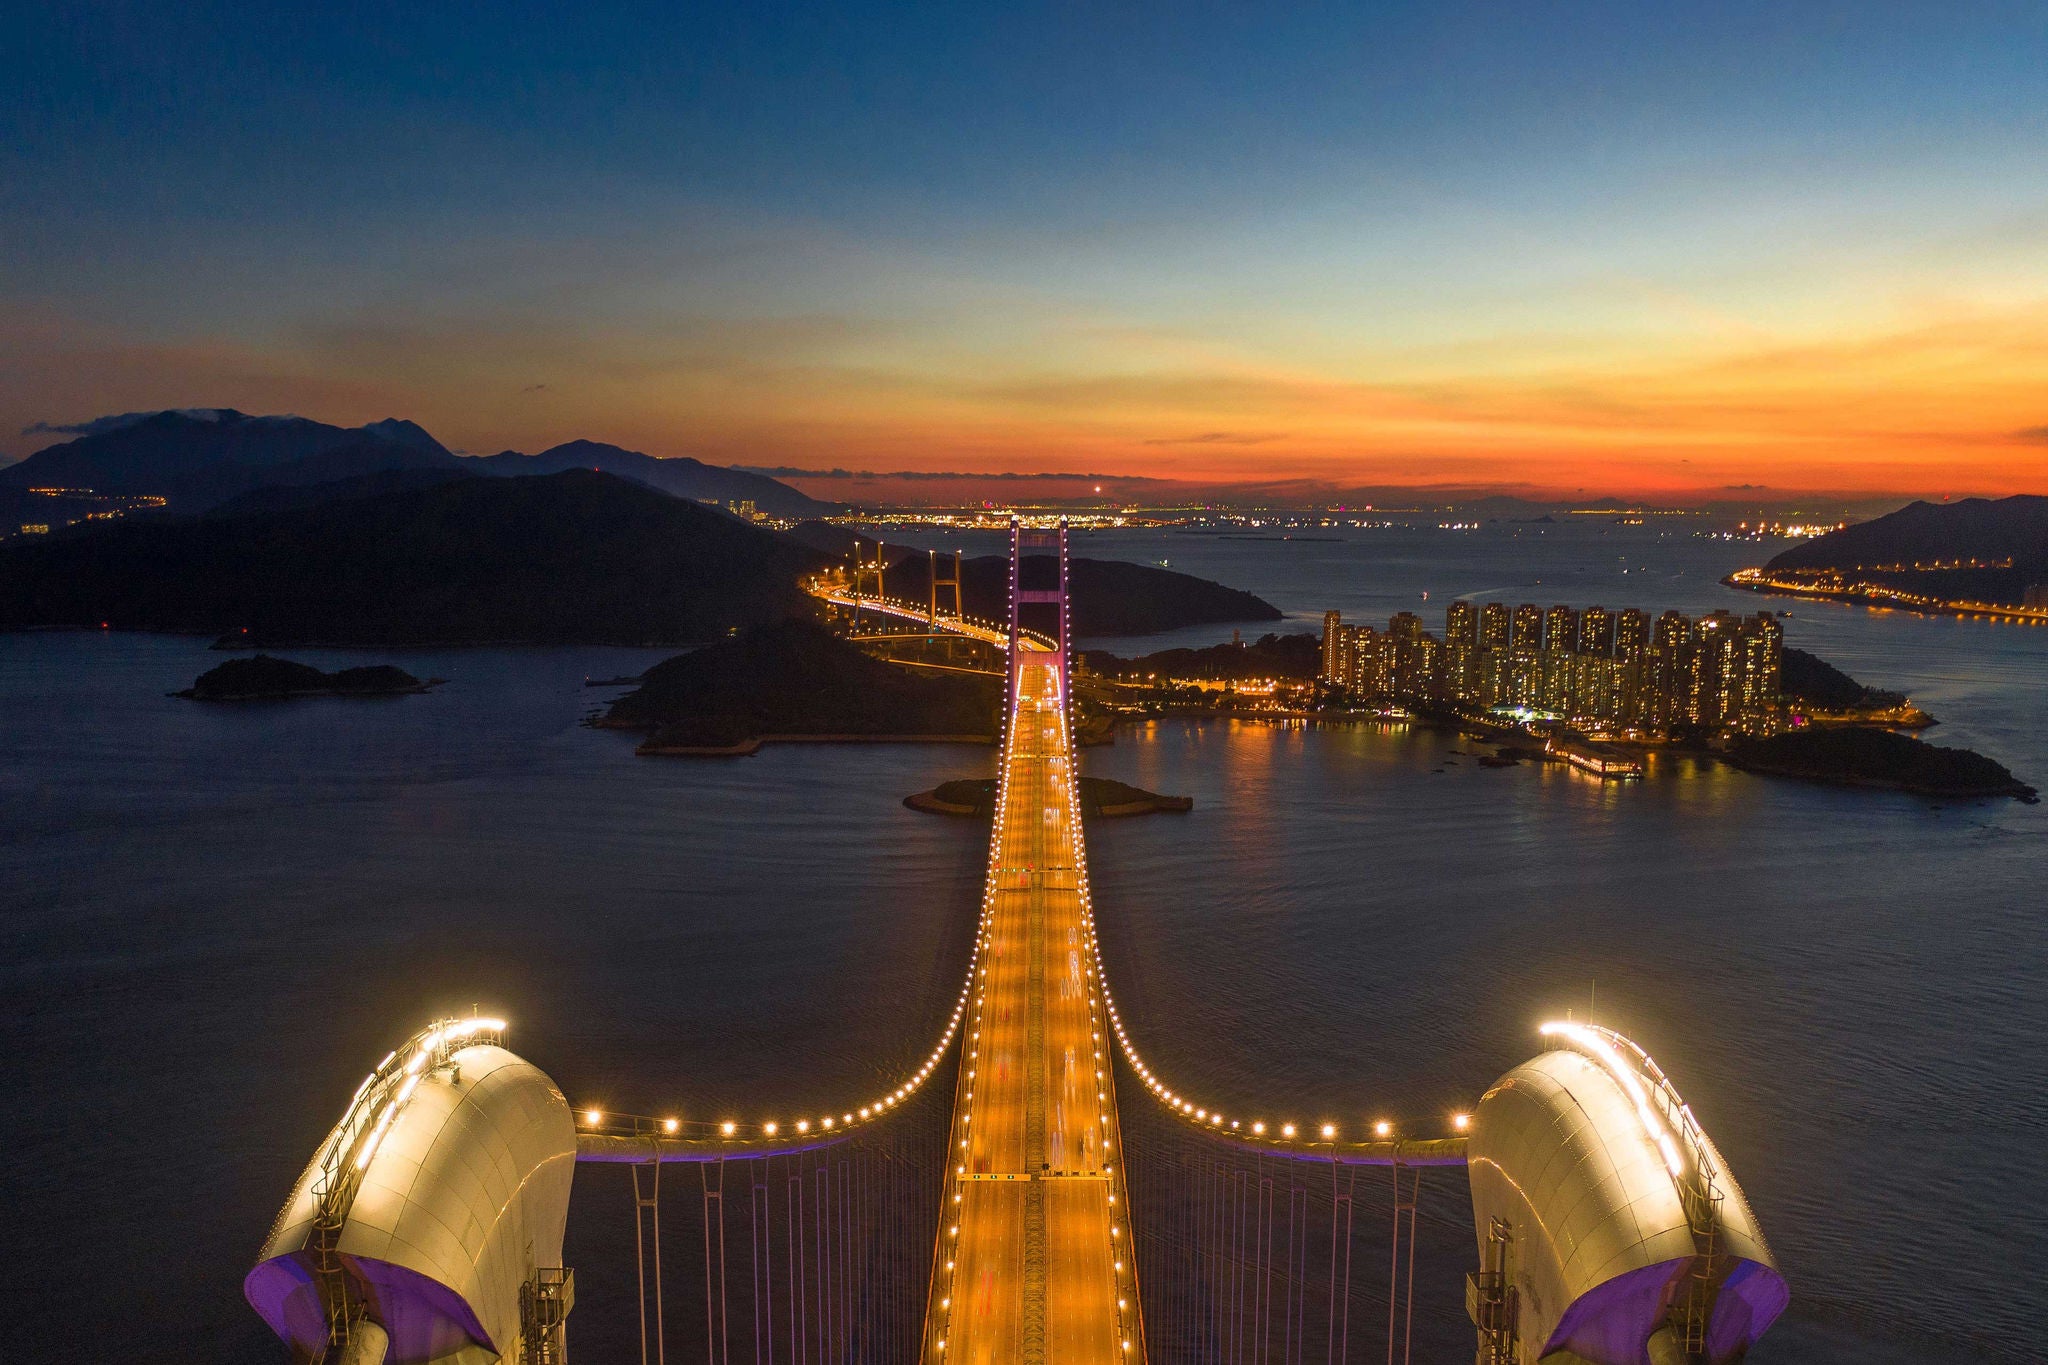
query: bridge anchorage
[{"left": 249, "top": 519, "right": 1787, "bottom": 1365}]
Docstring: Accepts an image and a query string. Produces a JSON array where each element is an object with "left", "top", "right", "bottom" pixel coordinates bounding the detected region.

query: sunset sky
[{"left": 6, "top": 2, "right": 2047, "bottom": 500}]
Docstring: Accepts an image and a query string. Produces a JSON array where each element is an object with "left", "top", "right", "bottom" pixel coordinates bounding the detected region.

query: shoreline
[
  {"left": 1797, "top": 708, "right": 1937, "bottom": 731},
  {"left": 1717, "top": 753, "right": 2037, "bottom": 802},
  {"left": 174, "top": 655, "right": 444, "bottom": 702},
  {"left": 173, "top": 682, "right": 438, "bottom": 701},
  {"left": 1107, "top": 708, "right": 2036, "bottom": 802},
  {"left": 1724, "top": 571, "right": 2048, "bottom": 625}
]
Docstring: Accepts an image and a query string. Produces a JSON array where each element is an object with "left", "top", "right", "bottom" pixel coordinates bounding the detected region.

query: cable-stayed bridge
[{"left": 245, "top": 522, "right": 1788, "bottom": 1365}]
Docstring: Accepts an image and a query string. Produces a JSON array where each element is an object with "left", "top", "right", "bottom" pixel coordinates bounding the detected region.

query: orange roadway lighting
[
  {"left": 583, "top": 1109, "right": 602, "bottom": 1126},
  {"left": 1454, "top": 1113, "right": 1471, "bottom": 1131},
  {"left": 663, "top": 1117, "right": 680, "bottom": 1134}
]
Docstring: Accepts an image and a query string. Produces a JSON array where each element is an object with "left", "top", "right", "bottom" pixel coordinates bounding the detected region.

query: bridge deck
[{"left": 925, "top": 659, "right": 1141, "bottom": 1364}]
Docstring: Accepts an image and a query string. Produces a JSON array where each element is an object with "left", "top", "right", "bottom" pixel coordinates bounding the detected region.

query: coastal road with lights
[
  {"left": 809, "top": 584, "right": 1048, "bottom": 648},
  {"left": 925, "top": 659, "right": 1140, "bottom": 1364}
]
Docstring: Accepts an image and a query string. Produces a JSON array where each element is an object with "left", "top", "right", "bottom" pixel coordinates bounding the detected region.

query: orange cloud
[{"left": 5, "top": 292, "right": 2046, "bottom": 500}]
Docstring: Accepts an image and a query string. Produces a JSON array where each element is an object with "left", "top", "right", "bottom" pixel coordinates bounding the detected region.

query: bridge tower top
[
  {"left": 848, "top": 540, "right": 887, "bottom": 636},
  {"left": 929, "top": 547, "right": 962, "bottom": 629},
  {"left": 1007, "top": 517, "right": 1070, "bottom": 695}
]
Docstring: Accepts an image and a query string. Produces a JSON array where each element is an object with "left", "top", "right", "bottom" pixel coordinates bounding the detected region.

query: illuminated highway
[
  {"left": 1726, "top": 564, "right": 2048, "bottom": 623},
  {"left": 810, "top": 584, "right": 1029, "bottom": 647},
  {"left": 923, "top": 656, "right": 1143, "bottom": 1364}
]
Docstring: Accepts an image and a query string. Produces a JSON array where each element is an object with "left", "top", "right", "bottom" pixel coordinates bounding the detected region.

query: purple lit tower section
[
  {"left": 1464, "top": 1023, "right": 1787, "bottom": 1365},
  {"left": 245, "top": 1019, "right": 577, "bottom": 1364}
]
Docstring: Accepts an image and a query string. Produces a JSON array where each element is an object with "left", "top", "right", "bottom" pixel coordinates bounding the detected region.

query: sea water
[{"left": 2, "top": 520, "right": 2041, "bottom": 1361}]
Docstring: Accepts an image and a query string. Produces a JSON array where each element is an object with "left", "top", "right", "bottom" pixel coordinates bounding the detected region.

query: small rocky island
[
  {"left": 907, "top": 776, "right": 1193, "bottom": 818},
  {"left": 1727, "top": 727, "right": 2036, "bottom": 802},
  {"left": 600, "top": 620, "right": 1000, "bottom": 754},
  {"left": 177, "top": 655, "right": 433, "bottom": 700}
]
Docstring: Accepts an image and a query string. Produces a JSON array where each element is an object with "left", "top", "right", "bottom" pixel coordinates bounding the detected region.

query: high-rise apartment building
[
  {"left": 1544, "top": 605, "right": 1581, "bottom": 655},
  {"left": 1614, "top": 609, "right": 1649, "bottom": 662},
  {"left": 1479, "top": 602, "right": 1510, "bottom": 650},
  {"left": 1445, "top": 600, "right": 1478, "bottom": 646},
  {"left": 1686, "top": 612, "right": 1738, "bottom": 729},
  {"left": 1538, "top": 607, "right": 1578, "bottom": 712},
  {"left": 1735, "top": 615, "right": 1783, "bottom": 732},
  {"left": 1645, "top": 611, "right": 1691, "bottom": 731},
  {"left": 1477, "top": 603, "right": 1511, "bottom": 701},
  {"left": 1352, "top": 626, "right": 1391, "bottom": 696},
  {"left": 1321, "top": 610, "right": 1344, "bottom": 684},
  {"left": 1579, "top": 607, "right": 1613, "bottom": 656},
  {"left": 1614, "top": 608, "right": 1650, "bottom": 726},
  {"left": 1318, "top": 599, "right": 1782, "bottom": 736},
  {"left": 1510, "top": 604, "right": 1545, "bottom": 652},
  {"left": 1443, "top": 600, "right": 1479, "bottom": 701}
]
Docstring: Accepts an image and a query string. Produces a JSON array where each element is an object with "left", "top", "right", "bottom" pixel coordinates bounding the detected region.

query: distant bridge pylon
[
  {"left": 1006, "top": 517, "right": 1071, "bottom": 710},
  {"left": 928, "top": 548, "right": 962, "bottom": 632},
  {"left": 846, "top": 540, "right": 888, "bottom": 637}
]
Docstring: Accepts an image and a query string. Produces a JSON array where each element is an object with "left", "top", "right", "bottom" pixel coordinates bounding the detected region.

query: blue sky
[{"left": 6, "top": 1, "right": 2047, "bottom": 495}]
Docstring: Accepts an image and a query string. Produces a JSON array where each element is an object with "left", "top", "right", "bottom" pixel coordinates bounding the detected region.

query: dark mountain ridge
[
  {"left": 201, "top": 467, "right": 476, "bottom": 519},
  {"left": 1082, "top": 632, "right": 1321, "bottom": 681},
  {"left": 1778, "top": 647, "right": 1908, "bottom": 712},
  {"left": 1761, "top": 497, "right": 2048, "bottom": 609},
  {"left": 3, "top": 409, "right": 832, "bottom": 517},
  {"left": 602, "top": 619, "right": 999, "bottom": 750},
  {"left": 471, "top": 440, "right": 832, "bottom": 517},
  {"left": 0, "top": 409, "right": 462, "bottom": 511},
  {"left": 1768, "top": 495, "right": 2048, "bottom": 570},
  {"left": 0, "top": 470, "right": 827, "bottom": 646},
  {"left": 1729, "top": 727, "right": 2035, "bottom": 802}
]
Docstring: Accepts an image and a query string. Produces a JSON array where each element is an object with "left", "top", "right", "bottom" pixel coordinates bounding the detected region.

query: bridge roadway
[
  {"left": 923, "top": 656, "right": 1141, "bottom": 1364},
  {"left": 812, "top": 586, "right": 1020, "bottom": 648}
]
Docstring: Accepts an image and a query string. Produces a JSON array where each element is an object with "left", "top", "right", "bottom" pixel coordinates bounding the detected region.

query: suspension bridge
[{"left": 245, "top": 522, "right": 1789, "bottom": 1365}]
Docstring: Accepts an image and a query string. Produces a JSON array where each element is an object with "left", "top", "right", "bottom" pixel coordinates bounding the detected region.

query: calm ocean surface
[{"left": 3, "top": 522, "right": 2042, "bottom": 1362}]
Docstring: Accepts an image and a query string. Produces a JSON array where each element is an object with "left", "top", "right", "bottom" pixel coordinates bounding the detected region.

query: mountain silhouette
[
  {"left": 3, "top": 409, "right": 833, "bottom": 517},
  {"left": 0, "top": 469, "right": 827, "bottom": 645},
  {"left": 470, "top": 439, "right": 831, "bottom": 517}
]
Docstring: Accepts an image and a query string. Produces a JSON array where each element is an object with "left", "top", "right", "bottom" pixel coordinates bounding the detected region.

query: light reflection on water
[{"left": 1086, "top": 715, "right": 2044, "bottom": 1363}]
